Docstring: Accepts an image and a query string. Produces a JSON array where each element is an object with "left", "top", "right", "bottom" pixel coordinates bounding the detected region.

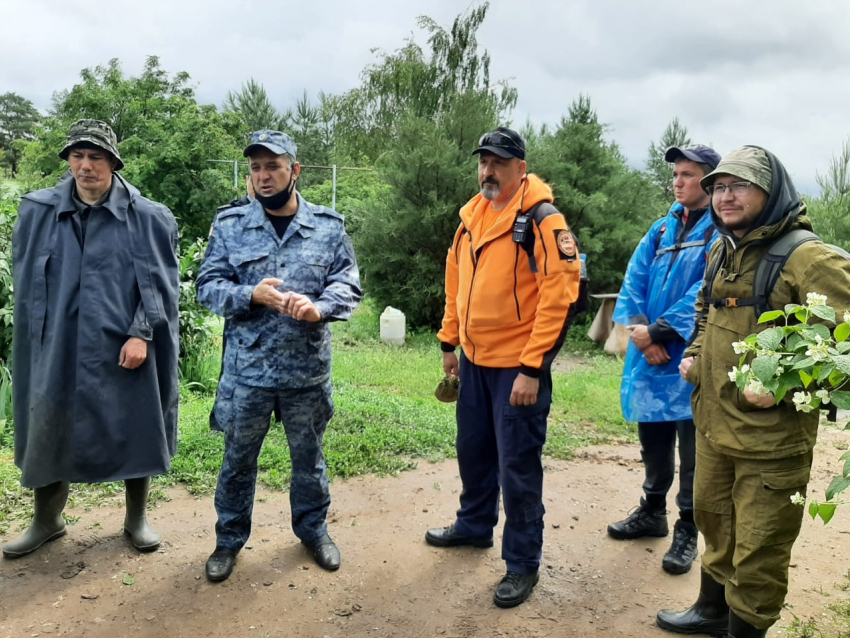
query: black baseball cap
[
  {"left": 472, "top": 127, "right": 526, "bottom": 160},
  {"left": 665, "top": 144, "right": 721, "bottom": 169}
]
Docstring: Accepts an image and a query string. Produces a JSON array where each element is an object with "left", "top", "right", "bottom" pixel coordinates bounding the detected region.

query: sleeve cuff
[
  {"left": 440, "top": 341, "right": 457, "bottom": 353},
  {"left": 630, "top": 314, "right": 650, "bottom": 326},
  {"left": 520, "top": 365, "right": 541, "bottom": 378},
  {"left": 127, "top": 325, "right": 153, "bottom": 341}
]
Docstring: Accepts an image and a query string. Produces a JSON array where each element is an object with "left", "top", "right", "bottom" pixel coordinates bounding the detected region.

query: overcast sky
[{"left": 3, "top": 0, "right": 849, "bottom": 195}]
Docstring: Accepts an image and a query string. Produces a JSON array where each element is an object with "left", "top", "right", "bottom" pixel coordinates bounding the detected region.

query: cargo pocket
[
  {"left": 752, "top": 464, "right": 811, "bottom": 544},
  {"left": 212, "top": 375, "right": 236, "bottom": 433}
]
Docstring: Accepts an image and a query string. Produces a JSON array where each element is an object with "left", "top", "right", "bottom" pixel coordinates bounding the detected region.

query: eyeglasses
[
  {"left": 479, "top": 131, "right": 522, "bottom": 150},
  {"left": 708, "top": 181, "right": 753, "bottom": 197}
]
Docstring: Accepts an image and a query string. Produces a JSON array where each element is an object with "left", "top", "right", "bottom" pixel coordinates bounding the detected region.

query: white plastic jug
[{"left": 379, "top": 306, "right": 406, "bottom": 346}]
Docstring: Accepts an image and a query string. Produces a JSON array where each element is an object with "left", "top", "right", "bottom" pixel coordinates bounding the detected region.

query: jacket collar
[
  {"left": 54, "top": 171, "right": 134, "bottom": 222},
  {"left": 243, "top": 192, "right": 316, "bottom": 233}
]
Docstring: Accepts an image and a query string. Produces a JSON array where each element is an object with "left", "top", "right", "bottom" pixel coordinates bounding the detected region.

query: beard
[{"left": 480, "top": 180, "right": 500, "bottom": 200}]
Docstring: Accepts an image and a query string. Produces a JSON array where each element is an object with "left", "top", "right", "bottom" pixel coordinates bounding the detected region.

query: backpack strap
[
  {"left": 521, "top": 202, "right": 579, "bottom": 274},
  {"left": 704, "top": 230, "right": 820, "bottom": 316},
  {"left": 655, "top": 239, "right": 709, "bottom": 257}
]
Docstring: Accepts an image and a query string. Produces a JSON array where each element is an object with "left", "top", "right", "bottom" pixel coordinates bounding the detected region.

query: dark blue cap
[
  {"left": 244, "top": 130, "right": 297, "bottom": 159},
  {"left": 665, "top": 144, "right": 721, "bottom": 169}
]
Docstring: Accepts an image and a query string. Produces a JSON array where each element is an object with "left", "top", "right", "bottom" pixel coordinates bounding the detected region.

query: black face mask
[{"left": 254, "top": 175, "right": 296, "bottom": 211}]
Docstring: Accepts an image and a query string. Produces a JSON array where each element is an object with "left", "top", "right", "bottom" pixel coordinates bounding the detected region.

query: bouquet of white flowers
[{"left": 729, "top": 292, "right": 850, "bottom": 523}]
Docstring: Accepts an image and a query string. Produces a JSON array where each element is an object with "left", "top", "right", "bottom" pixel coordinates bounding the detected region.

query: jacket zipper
[
  {"left": 464, "top": 231, "right": 479, "bottom": 363},
  {"left": 513, "top": 243, "right": 521, "bottom": 321}
]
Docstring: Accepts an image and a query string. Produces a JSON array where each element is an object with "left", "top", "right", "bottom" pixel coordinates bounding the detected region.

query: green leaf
[
  {"left": 841, "top": 450, "right": 850, "bottom": 462},
  {"left": 829, "top": 370, "right": 847, "bottom": 386},
  {"left": 756, "top": 327, "right": 784, "bottom": 351},
  {"left": 758, "top": 310, "right": 785, "bottom": 324},
  {"left": 808, "top": 324, "right": 832, "bottom": 341},
  {"left": 817, "top": 503, "right": 837, "bottom": 525},
  {"left": 774, "top": 384, "right": 788, "bottom": 403},
  {"left": 796, "top": 309, "right": 810, "bottom": 324},
  {"left": 812, "top": 305, "right": 837, "bottom": 323},
  {"left": 818, "top": 364, "right": 835, "bottom": 383},
  {"left": 123, "top": 574, "right": 135, "bottom": 586},
  {"left": 836, "top": 322, "right": 850, "bottom": 343},
  {"left": 752, "top": 355, "right": 781, "bottom": 383},
  {"left": 785, "top": 304, "right": 803, "bottom": 315},
  {"left": 830, "top": 391, "right": 850, "bottom": 410},
  {"left": 826, "top": 475, "right": 850, "bottom": 501},
  {"left": 779, "top": 369, "right": 804, "bottom": 388},
  {"left": 787, "top": 334, "right": 808, "bottom": 351},
  {"left": 809, "top": 501, "right": 818, "bottom": 520},
  {"left": 843, "top": 456, "right": 850, "bottom": 479},
  {"left": 799, "top": 370, "right": 813, "bottom": 387},
  {"left": 838, "top": 342, "right": 850, "bottom": 354},
  {"left": 833, "top": 355, "right": 850, "bottom": 376},
  {"left": 792, "top": 356, "right": 815, "bottom": 371}
]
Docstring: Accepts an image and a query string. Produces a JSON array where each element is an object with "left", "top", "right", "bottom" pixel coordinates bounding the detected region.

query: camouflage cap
[
  {"left": 243, "top": 130, "right": 298, "bottom": 160},
  {"left": 59, "top": 119, "right": 124, "bottom": 170},
  {"left": 701, "top": 146, "right": 772, "bottom": 195},
  {"left": 434, "top": 375, "right": 459, "bottom": 403}
]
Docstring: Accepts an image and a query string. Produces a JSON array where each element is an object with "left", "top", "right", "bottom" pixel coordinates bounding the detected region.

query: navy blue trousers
[
  {"left": 452, "top": 353, "right": 551, "bottom": 575},
  {"left": 638, "top": 419, "right": 695, "bottom": 517}
]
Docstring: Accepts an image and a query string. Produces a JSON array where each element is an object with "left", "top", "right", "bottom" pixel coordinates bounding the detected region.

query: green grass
[
  {"left": 0, "top": 301, "right": 631, "bottom": 533},
  {"left": 785, "top": 571, "right": 850, "bottom": 637}
]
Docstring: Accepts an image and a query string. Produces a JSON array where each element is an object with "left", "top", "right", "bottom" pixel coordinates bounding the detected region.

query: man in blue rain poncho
[{"left": 607, "top": 145, "right": 721, "bottom": 575}]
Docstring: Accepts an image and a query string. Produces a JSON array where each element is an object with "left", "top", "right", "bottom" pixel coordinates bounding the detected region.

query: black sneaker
[
  {"left": 662, "top": 520, "right": 698, "bottom": 575},
  {"left": 493, "top": 571, "right": 540, "bottom": 608},
  {"left": 607, "top": 499, "right": 669, "bottom": 540}
]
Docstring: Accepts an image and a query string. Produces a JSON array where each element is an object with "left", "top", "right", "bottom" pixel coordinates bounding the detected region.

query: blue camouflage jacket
[{"left": 196, "top": 194, "right": 362, "bottom": 389}]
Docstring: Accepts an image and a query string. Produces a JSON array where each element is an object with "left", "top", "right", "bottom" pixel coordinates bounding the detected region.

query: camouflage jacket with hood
[{"left": 685, "top": 148, "right": 850, "bottom": 459}]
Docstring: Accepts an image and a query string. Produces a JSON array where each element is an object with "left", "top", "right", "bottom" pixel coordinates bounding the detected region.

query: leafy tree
[
  {"left": 349, "top": 4, "right": 513, "bottom": 328},
  {"left": 223, "top": 78, "right": 287, "bottom": 140},
  {"left": 646, "top": 117, "right": 691, "bottom": 202},
  {"left": 17, "top": 57, "right": 243, "bottom": 243},
  {"left": 808, "top": 138, "right": 850, "bottom": 251},
  {"left": 333, "top": 2, "right": 515, "bottom": 163},
  {"left": 0, "top": 92, "right": 41, "bottom": 175},
  {"left": 531, "top": 95, "right": 665, "bottom": 297}
]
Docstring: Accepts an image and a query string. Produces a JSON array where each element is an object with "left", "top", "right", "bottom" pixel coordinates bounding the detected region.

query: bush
[
  {"left": 177, "top": 239, "right": 220, "bottom": 393},
  {"left": 0, "top": 181, "right": 20, "bottom": 367}
]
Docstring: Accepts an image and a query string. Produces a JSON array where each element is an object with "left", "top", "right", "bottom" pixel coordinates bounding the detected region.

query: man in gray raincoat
[
  {"left": 196, "top": 130, "right": 361, "bottom": 582},
  {"left": 4, "top": 119, "right": 179, "bottom": 559}
]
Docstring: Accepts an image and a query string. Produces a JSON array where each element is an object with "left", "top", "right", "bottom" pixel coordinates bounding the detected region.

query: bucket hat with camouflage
[{"left": 59, "top": 119, "right": 124, "bottom": 170}]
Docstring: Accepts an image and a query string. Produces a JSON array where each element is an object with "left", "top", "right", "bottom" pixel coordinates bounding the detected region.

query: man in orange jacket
[{"left": 426, "top": 127, "right": 581, "bottom": 608}]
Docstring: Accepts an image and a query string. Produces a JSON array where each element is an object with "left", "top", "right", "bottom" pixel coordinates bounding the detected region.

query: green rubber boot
[
  {"left": 123, "top": 477, "right": 161, "bottom": 552},
  {"left": 2, "top": 481, "right": 70, "bottom": 559}
]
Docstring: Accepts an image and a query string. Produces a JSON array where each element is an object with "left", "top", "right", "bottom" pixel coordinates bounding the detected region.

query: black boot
[
  {"left": 728, "top": 612, "right": 767, "bottom": 638},
  {"left": 662, "top": 520, "right": 698, "bottom": 575},
  {"left": 608, "top": 498, "right": 669, "bottom": 540},
  {"left": 2, "top": 481, "right": 70, "bottom": 558},
  {"left": 123, "top": 477, "right": 160, "bottom": 551},
  {"left": 656, "top": 570, "right": 729, "bottom": 636}
]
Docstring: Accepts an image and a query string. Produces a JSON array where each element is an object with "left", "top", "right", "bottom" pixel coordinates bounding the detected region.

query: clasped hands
[
  {"left": 627, "top": 324, "right": 670, "bottom": 366},
  {"left": 252, "top": 278, "right": 321, "bottom": 322}
]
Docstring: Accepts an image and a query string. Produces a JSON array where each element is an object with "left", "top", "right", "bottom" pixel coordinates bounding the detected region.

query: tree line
[{"left": 1, "top": 2, "right": 848, "bottom": 338}]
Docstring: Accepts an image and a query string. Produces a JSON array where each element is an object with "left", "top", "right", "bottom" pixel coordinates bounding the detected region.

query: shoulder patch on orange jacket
[{"left": 554, "top": 229, "right": 577, "bottom": 261}]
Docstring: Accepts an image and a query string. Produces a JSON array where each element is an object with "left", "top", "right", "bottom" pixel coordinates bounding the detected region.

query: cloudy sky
[{"left": 3, "top": 0, "right": 849, "bottom": 194}]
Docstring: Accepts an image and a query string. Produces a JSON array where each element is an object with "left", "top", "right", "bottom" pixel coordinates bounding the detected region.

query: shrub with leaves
[{"left": 730, "top": 292, "right": 850, "bottom": 522}]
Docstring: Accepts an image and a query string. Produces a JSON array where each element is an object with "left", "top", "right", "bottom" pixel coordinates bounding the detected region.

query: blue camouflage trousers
[{"left": 212, "top": 372, "right": 334, "bottom": 551}]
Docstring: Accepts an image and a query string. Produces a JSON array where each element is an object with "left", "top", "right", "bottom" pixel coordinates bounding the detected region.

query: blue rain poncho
[{"left": 613, "top": 203, "right": 717, "bottom": 423}]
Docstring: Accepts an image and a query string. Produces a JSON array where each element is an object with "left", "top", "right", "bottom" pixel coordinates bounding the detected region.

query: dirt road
[{"left": 2, "top": 429, "right": 848, "bottom": 638}]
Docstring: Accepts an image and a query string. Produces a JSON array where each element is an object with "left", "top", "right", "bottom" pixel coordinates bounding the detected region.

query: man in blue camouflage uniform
[{"left": 196, "top": 130, "right": 361, "bottom": 582}]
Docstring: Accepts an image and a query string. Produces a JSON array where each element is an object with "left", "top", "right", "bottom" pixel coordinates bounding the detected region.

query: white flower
[
  {"left": 805, "top": 335, "right": 830, "bottom": 362},
  {"left": 733, "top": 341, "right": 752, "bottom": 355},
  {"left": 746, "top": 378, "right": 767, "bottom": 396},
  {"left": 775, "top": 366, "right": 785, "bottom": 376},
  {"left": 806, "top": 292, "right": 828, "bottom": 307},
  {"left": 790, "top": 491, "right": 806, "bottom": 506},
  {"left": 816, "top": 389, "right": 831, "bottom": 405},
  {"left": 728, "top": 366, "right": 739, "bottom": 383},
  {"left": 740, "top": 364, "right": 751, "bottom": 375},
  {"left": 844, "top": 311, "right": 850, "bottom": 324},
  {"left": 792, "top": 391, "right": 816, "bottom": 413}
]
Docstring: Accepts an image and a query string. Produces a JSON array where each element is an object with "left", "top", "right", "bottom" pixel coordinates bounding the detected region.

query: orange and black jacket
[{"left": 438, "top": 174, "right": 580, "bottom": 377}]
